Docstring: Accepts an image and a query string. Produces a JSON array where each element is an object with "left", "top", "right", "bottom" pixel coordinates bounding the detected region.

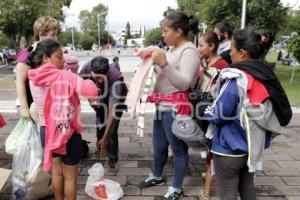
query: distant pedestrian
[
  {"left": 2, "top": 47, "right": 8, "bottom": 65},
  {"left": 213, "top": 21, "right": 234, "bottom": 64},
  {"left": 64, "top": 54, "right": 79, "bottom": 74},
  {"left": 112, "top": 56, "right": 120, "bottom": 71}
]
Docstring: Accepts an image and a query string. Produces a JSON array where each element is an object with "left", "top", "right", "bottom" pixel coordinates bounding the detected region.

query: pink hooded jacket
[{"left": 28, "top": 63, "right": 98, "bottom": 172}]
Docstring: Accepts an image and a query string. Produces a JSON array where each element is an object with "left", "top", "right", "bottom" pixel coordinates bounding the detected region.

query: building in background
[{"left": 111, "top": 26, "right": 146, "bottom": 47}]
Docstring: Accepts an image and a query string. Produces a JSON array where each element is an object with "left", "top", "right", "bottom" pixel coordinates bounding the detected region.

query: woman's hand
[
  {"left": 152, "top": 49, "right": 168, "bottom": 69},
  {"left": 88, "top": 99, "right": 101, "bottom": 109},
  {"left": 20, "top": 106, "right": 31, "bottom": 120}
]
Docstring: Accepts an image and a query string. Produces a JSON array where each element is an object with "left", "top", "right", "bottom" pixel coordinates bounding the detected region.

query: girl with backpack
[{"left": 196, "top": 31, "right": 229, "bottom": 200}]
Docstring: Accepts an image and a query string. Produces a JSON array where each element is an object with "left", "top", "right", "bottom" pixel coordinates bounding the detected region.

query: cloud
[{"left": 62, "top": 0, "right": 178, "bottom": 31}]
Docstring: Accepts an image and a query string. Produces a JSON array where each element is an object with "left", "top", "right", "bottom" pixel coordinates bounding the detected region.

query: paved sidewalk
[{"left": 1, "top": 113, "right": 300, "bottom": 200}]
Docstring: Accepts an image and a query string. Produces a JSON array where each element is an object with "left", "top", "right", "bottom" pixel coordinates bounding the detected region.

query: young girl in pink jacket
[{"left": 28, "top": 39, "right": 98, "bottom": 200}]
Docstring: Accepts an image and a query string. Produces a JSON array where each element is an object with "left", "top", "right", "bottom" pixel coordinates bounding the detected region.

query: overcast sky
[
  {"left": 62, "top": 0, "right": 178, "bottom": 31},
  {"left": 62, "top": 0, "right": 300, "bottom": 31}
]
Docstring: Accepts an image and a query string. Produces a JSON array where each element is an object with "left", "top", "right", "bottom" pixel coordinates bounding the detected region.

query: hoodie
[
  {"left": 231, "top": 61, "right": 292, "bottom": 126},
  {"left": 28, "top": 63, "right": 98, "bottom": 172}
]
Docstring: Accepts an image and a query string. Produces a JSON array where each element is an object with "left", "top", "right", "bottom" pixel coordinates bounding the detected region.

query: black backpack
[{"left": 189, "top": 67, "right": 220, "bottom": 132}]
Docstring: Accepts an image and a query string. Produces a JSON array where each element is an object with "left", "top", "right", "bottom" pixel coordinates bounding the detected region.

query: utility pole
[
  {"left": 97, "top": 14, "right": 101, "bottom": 50},
  {"left": 241, "top": 0, "right": 247, "bottom": 29},
  {"left": 71, "top": 27, "right": 75, "bottom": 50}
]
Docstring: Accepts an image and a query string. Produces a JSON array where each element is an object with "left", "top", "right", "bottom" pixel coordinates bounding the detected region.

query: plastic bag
[
  {"left": 85, "top": 163, "right": 124, "bottom": 200},
  {"left": 5, "top": 118, "right": 28, "bottom": 154},
  {"left": 11, "top": 121, "right": 51, "bottom": 200}
]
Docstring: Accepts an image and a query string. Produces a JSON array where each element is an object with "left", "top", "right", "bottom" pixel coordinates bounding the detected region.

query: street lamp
[
  {"left": 241, "top": 0, "right": 247, "bottom": 29},
  {"left": 97, "top": 14, "right": 100, "bottom": 50},
  {"left": 97, "top": 12, "right": 107, "bottom": 50}
]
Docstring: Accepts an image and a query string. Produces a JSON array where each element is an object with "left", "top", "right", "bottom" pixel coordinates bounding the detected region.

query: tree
[
  {"left": 78, "top": 3, "right": 115, "bottom": 46},
  {"left": 278, "top": 9, "right": 300, "bottom": 36},
  {"left": 79, "top": 3, "right": 108, "bottom": 33},
  {"left": 288, "top": 35, "right": 300, "bottom": 63},
  {"left": 198, "top": 0, "right": 287, "bottom": 34},
  {"left": 177, "top": 0, "right": 203, "bottom": 19},
  {"left": 59, "top": 27, "right": 80, "bottom": 47},
  {"left": 177, "top": 0, "right": 287, "bottom": 36},
  {"left": 0, "top": 32, "right": 9, "bottom": 48},
  {"left": 144, "top": 28, "right": 163, "bottom": 46},
  {"left": 80, "top": 33, "right": 95, "bottom": 50},
  {"left": 0, "top": 0, "right": 71, "bottom": 48},
  {"left": 163, "top": 6, "right": 177, "bottom": 17},
  {"left": 100, "top": 30, "right": 116, "bottom": 46},
  {"left": 125, "top": 22, "right": 131, "bottom": 40}
]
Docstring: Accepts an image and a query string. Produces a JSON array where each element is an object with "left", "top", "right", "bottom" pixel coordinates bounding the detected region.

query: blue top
[{"left": 204, "top": 79, "right": 248, "bottom": 156}]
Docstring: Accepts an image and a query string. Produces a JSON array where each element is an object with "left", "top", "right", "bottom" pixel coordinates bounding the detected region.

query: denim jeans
[
  {"left": 96, "top": 110, "right": 123, "bottom": 163},
  {"left": 152, "top": 110, "right": 189, "bottom": 189},
  {"left": 214, "top": 155, "right": 256, "bottom": 200}
]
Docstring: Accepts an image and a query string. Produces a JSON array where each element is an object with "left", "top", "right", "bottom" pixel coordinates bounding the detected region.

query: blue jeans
[{"left": 152, "top": 110, "right": 189, "bottom": 189}]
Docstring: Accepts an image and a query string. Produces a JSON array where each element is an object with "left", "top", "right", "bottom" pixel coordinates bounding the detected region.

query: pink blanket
[{"left": 124, "top": 46, "right": 158, "bottom": 116}]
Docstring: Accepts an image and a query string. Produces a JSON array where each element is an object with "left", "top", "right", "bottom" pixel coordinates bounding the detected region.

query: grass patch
[{"left": 266, "top": 50, "right": 300, "bottom": 107}]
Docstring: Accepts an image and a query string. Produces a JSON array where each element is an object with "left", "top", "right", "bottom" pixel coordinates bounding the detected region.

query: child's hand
[{"left": 97, "top": 139, "right": 107, "bottom": 158}]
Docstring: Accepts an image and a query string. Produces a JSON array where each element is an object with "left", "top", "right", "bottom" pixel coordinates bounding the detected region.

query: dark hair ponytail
[
  {"left": 233, "top": 27, "right": 274, "bottom": 59},
  {"left": 188, "top": 15, "right": 199, "bottom": 35},
  {"left": 28, "top": 39, "right": 61, "bottom": 68},
  {"left": 165, "top": 11, "right": 199, "bottom": 36}
]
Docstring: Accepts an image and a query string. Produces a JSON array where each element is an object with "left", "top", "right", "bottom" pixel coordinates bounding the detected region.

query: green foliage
[
  {"left": 0, "top": 0, "right": 71, "bottom": 48},
  {"left": 58, "top": 28, "right": 80, "bottom": 47},
  {"left": 79, "top": 33, "right": 95, "bottom": 50},
  {"left": 163, "top": 6, "right": 177, "bottom": 17},
  {"left": 100, "top": 30, "right": 115, "bottom": 46},
  {"left": 177, "top": 0, "right": 202, "bottom": 16},
  {"left": 144, "top": 28, "right": 162, "bottom": 46},
  {"left": 288, "top": 35, "right": 300, "bottom": 62},
  {"left": 79, "top": 3, "right": 108, "bottom": 32},
  {"left": 0, "top": 32, "right": 9, "bottom": 48},
  {"left": 278, "top": 9, "right": 300, "bottom": 36},
  {"left": 80, "top": 33, "right": 95, "bottom": 50},
  {"left": 177, "top": 0, "right": 287, "bottom": 35},
  {"left": 125, "top": 22, "right": 131, "bottom": 40},
  {"left": 78, "top": 3, "right": 115, "bottom": 46}
]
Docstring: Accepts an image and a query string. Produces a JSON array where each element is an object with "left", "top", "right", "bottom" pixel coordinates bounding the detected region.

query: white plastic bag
[
  {"left": 11, "top": 121, "right": 51, "bottom": 200},
  {"left": 5, "top": 118, "right": 28, "bottom": 154},
  {"left": 85, "top": 163, "right": 124, "bottom": 200}
]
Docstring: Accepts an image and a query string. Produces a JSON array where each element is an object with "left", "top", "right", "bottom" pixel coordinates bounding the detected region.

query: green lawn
[{"left": 266, "top": 50, "right": 300, "bottom": 107}]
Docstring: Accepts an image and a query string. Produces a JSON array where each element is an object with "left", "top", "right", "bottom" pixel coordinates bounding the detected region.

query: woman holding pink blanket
[{"left": 139, "top": 12, "right": 200, "bottom": 200}]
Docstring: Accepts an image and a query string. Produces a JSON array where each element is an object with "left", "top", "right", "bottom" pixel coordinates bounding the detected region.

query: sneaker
[
  {"left": 107, "top": 161, "right": 118, "bottom": 175},
  {"left": 162, "top": 187, "right": 183, "bottom": 200},
  {"left": 139, "top": 173, "right": 165, "bottom": 188}
]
